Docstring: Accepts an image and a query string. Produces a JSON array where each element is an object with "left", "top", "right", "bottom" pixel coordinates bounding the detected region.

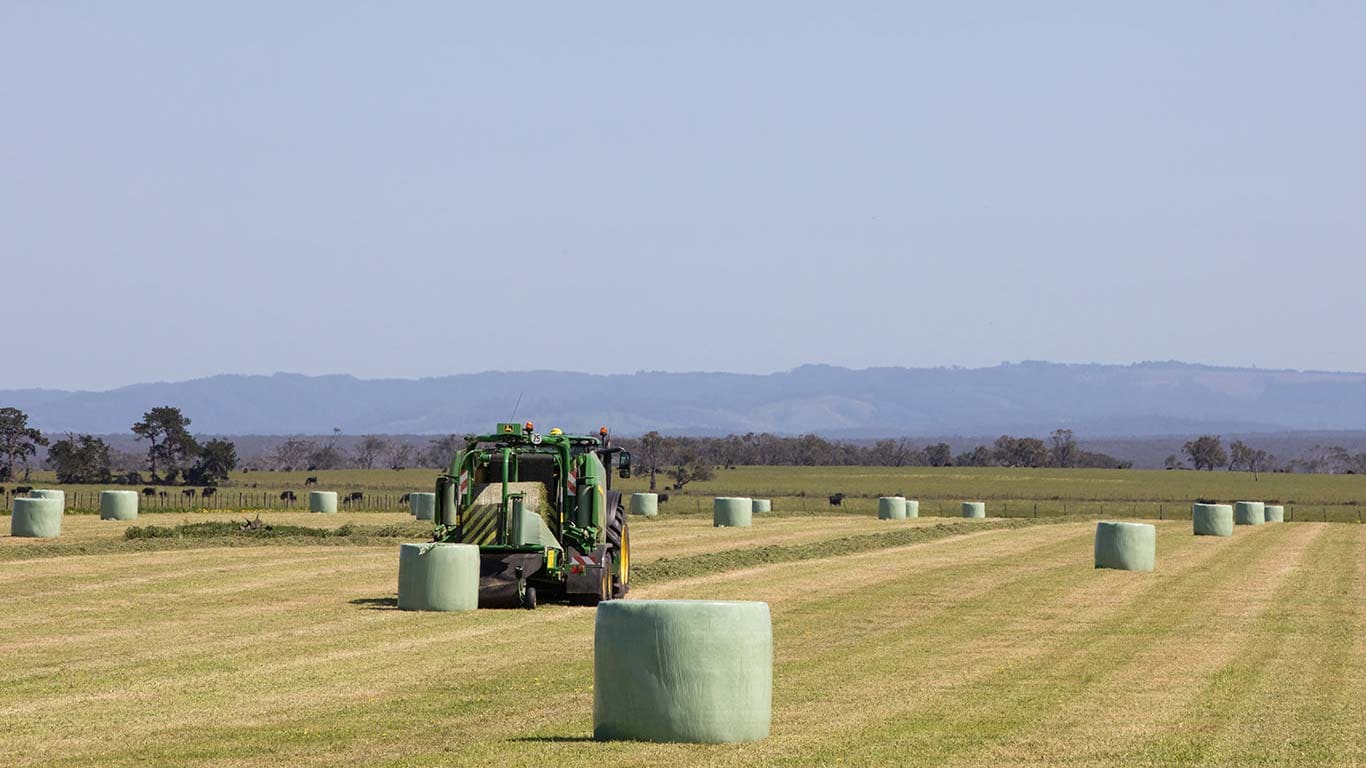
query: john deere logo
[{"left": 502, "top": 425, "right": 514, "bottom": 434}]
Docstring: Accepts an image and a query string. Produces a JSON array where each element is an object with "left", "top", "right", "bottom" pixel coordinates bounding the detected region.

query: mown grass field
[
  {"left": 3, "top": 494, "right": 1366, "bottom": 766},
  {"left": 11, "top": 465, "right": 1366, "bottom": 521}
]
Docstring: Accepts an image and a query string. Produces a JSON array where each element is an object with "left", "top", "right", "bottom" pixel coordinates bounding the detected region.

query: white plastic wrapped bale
[
  {"left": 962, "top": 502, "right": 986, "bottom": 518},
  {"left": 396, "top": 542, "right": 479, "bottom": 611},
  {"left": 409, "top": 492, "right": 436, "bottom": 521},
  {"left": 904, "top": 499, "right": 920, "bottom": 518},
  {"left": 1264, "top": 505, "right": 1285, "bottom": 523},
  {"left": 594, "top": 600, "right": 772, "bottom": 743},
  {"left": 1094, "top": 521, "right": 1156, "bottom": 571},
  {"left": 99, "top": 490, "right": 139, "bottom": 521},
  {"left": 751, "top": 499, "right": 772, "bottom": 514},
  {"left": 1234, "top": 501, "right": 1265, "bottom": 526},
  {"left": 309, "top": 491, "right": 338, "bottom": 514},
  {"left": 29, "top": 489, "right": 65, "bottom": 510},
  {"left": 630, "top": 493, "right": 659, "bottom": 518},
  {"left": 713, "top": 497, "right": 752, "bottom": 527},
  {"left": 1192, "top": 503, "right": 1233, "bottom": 536},
  {"left": 10, "top": 497, "right": 62, "bottom": 538},
  {"left": 877, "top": 496, "right": 906, "bottom": 520}
]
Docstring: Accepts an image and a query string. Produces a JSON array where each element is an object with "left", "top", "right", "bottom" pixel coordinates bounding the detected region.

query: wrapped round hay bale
[
  {"left": 594, "top": 600, "right": 772, "bottom": 744},
  {"left": 962, "top": 502, "right": 986, "bottom": 518},
  {"left": 10, "top": 497, "right": 62, "bottom": 538},
  {"left": 713, "top": 497, "right": 752, "bottom": 527},
  {"left": 409, "top": 492, "right": 436, "bottom": 521},
  {"left": 396, "top": 542, "right": 479, "bottom": 611},
  {"left": 99, "top": 490, "right": 139, "bottom": 521},
  {"left": 29, "top": 489, "right": 65, "bottom": 510},
  {"left": 751, "top": 499, "right": 772, "bottom": 514},
  {"left": 308, "top": 491, "right": 338, "bottom": 514},
  {"left": 877, "top": 496, "right": 906, "bottom": 520},
  {"left": 1094, "top": 521, "right": 1156, "bottom": 571},
  {"left": 1234, "top": 501, "right": 1265, "bottom": 526},
  {"left": 905, "top": 499, "right": 920, "bottom": 519},
  {"left": 630, "top": 492, "right": 659, "bottom": 518},
  {"left": 1192, "top": 503, "right": 1233, "bottom": 537},
  {"left": 1264, "top": 504, "right": 1285, "bottom": 523}
]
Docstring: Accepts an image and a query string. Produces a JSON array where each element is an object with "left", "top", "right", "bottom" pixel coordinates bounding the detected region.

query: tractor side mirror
[{"left": 617, "top": 450, "right": 632, "bottom": 479}]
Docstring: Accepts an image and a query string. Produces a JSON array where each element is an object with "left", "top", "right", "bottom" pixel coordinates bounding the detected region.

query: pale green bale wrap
[
  {"left": 962, "top": 502, "right": 986, "bottom": 518},
  {"left": 409, "top": 492, "right": 436, "bottom": 521},
  {"left": 99, "top": 490, "right": 138, "bottom": 521},
  {"left": 905, "top": 499, "right": 920, "bottom": 518},
  {"left": 511, "top": 500, "right": 559, "bottom": 548},
  {"left": 1192, "top": 503, "right": 1233, "bottom": 536},
  {"left": 1265, "top": 505, "right": 1285, "bottom": 523},
  {"left": 1094, "top": 521, "right": 1156, "bottom": 571},
  {"left": 396, "top": 542, "right": 479, "bottom": 611},
  {"left": 10, "top": 498, "right": 62, "bottom": 538},
  {"left": 877, "top": 496, "right": 906, "bottom": 520},
  {"left": 29, "top": 489, "right": 65, "bottom": 510},
  {"left": 713, "top": 497, "right": 752, "bottom": 527},
  {"left": 751, "top": 499, "right": 771, "bottom": 513},
  {"left": 630, "top": 493, "right": 659, "bottom": 518},
  {"left": 1234, "top": 501, "right": 1265, "bottom": 526},
  {"left": 308, "top": 491, "right": 338, "bottom": 514},
  {"left": 594, "top": 600, "right": 772, "bottom": 743}
]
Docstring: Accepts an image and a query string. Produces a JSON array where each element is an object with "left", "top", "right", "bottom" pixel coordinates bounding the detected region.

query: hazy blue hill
[{"left": 5, "top": 361, "right": 1366, "bottom": 437}]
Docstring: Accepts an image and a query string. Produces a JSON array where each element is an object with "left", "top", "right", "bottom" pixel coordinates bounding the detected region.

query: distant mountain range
[{"left": 5, "top": 361, "right": 1366, "bottom": 439}]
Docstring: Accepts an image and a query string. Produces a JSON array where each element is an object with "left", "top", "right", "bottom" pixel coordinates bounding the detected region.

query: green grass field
[{"left": 3, "top": 467, "right": 1365, "bottom": 766}]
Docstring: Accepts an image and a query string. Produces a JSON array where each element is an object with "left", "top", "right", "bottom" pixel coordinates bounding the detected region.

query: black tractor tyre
[
  {"left": 523, "top": 587, "right": 538, "bottom": 610},
  {"left": 604, "top": 496, "right": 630, "bottom": 599}
]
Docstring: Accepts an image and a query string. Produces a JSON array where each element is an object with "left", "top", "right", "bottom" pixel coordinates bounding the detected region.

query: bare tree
[
  {"left": 353, "top": 435, "right": 388, "bottom": 469},
  {"left": 385, "top": 442, "right": 415, "bottom": 470}
]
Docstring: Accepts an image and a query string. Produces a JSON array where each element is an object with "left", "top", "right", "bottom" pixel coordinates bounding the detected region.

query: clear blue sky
[{"left": 3, "top": 2, "right": 1363, "bottom": 390}]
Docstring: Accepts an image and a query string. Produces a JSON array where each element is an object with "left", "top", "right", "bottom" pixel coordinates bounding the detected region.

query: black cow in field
[
  {"left": 399, "top": 493, "right": 411, "bottom": 505},
  {"left": 658, "top": 493, "right": 670, "bottom": 504},
  {"left": 392, "top": 466, "right": 405, "bottom": 471},
  {"left": 201, "top": 487, "right": 216, "bottom": 498},
  {"left": 280, "top": 490, "right": 297, "bottom": 503},
  {"left": 342, "top": 492, "right": 364, "bottom": 505},
  {"left": 13, "top": 486, "right": 32, "bottom": 496},
  {"left": 304, "top": 477, "right": 319, "bottom": 486},
  {"left": 142, "top": 487, "right": 157, "bottom": 497},
  {"left": 182, "top": 489, "right": 197, "bottom": 499},
  {"left": 828, "top": 493, "right": 845, "bottom": 507}
]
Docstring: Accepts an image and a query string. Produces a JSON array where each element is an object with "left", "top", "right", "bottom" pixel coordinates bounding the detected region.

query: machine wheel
[
  {"left": 605, "top": 496, "right": 630, "bottom": 599},
  {"left": 522, "top": 587, "right": 538, "bottom": 610}
]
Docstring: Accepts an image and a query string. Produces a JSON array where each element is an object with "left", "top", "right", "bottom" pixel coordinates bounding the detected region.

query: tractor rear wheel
[{"left": 605, "top": 496, "right": 630, "bottom": 599}]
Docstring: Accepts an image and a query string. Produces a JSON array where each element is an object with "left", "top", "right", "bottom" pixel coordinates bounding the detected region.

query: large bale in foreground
[
  {"left": 594, "top": 600, "right": 772, "bottom": 743},
  {"left": 99, "top": 490, "right": 139, "bottom": 521},
  {"left": 631, "top": 493, "right": 659, "bottom": 518},
  {"left": 409, "top": 492, "right": 436, "bottom": 521},
  {"left": 396, "top": 543, "right": 479, "bottom": 611},
  {"left": 713, "top": 497, "right": 752, "bottom": 527},
  {"left": 751, "top": 499, "right": 772, "bottom": 514},
  {"left": 1264, "top": 505, "right": 1285, "bottom": 523},
  {"left": 29, "top": 489, "right": 65, "bottom": 510},
  {"left": 1234, "top": 501, "right": 1265, "bottom": 526},
  {"left": 1094, "top": 521, "right": 1156, "bottom": 571},
  {"left": 877, "top": 496, "right": 906, "bottom": 520},
  {"left": 962, "top": 502, "right": 986, "bottom": 518},
  {"left": 308, "top": 491, "right": 338, "bottom": 514},
  {"left": 905, "top": 499, "right": 920, "bottom": 519},
  {"left": 10, "top": 498, "right": 62, "bottom": 538},
  {"left": 1192, "top": 503, "right": 1233, "bottom": 536}
]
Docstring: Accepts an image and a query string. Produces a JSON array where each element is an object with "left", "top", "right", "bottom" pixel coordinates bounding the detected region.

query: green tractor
[{"left": 433, "top": 422, "right": 634, "bottom": 609}]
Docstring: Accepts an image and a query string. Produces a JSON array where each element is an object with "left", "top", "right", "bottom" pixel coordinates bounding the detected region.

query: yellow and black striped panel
[{"left": 461, "top": 504, "right": 502, "bottom": 545}]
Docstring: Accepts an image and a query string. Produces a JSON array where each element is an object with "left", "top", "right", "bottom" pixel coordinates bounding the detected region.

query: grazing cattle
[
  {"left": 392, "top": 466, "right": 405, "bottom": 471},
  {"left": 182, "top": 489, "right": 197, "bottom": 498},
  {"left": 280, "top": 491, "right": 297, "bottom": 502},
  {"left": 142, "top": 487, "right": 157, "bottom": 497},
  {"left": 658, "top": 493, "right": 670, "bottom": 503},
  {"left": 14, "top": 486, "right": 32, "bottom": 496},
  {"left": 202, "top": 487, "right": 217, "bottom": 498},
  {"left": 158, "top": 491, "right": 168, "bottom": 499},
  {"left": 0, "top": 487, "right": 4, "bottom": 496},
  {"left": 399, "top": 493, "right": 411, "bottom": 504},
  {"left": 341, "top": 492, "right": 364, "bottom": 505},
  {"left": 304, "top": 476, "right": 319, "bottom": 486},
  {"left": 828, "top": 493, "right": 845, "bottom": 507}
]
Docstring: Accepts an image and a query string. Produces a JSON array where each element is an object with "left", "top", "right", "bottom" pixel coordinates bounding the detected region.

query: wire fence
[{"left": 1, "top": 489, "right": 415, "bottom": 514}]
